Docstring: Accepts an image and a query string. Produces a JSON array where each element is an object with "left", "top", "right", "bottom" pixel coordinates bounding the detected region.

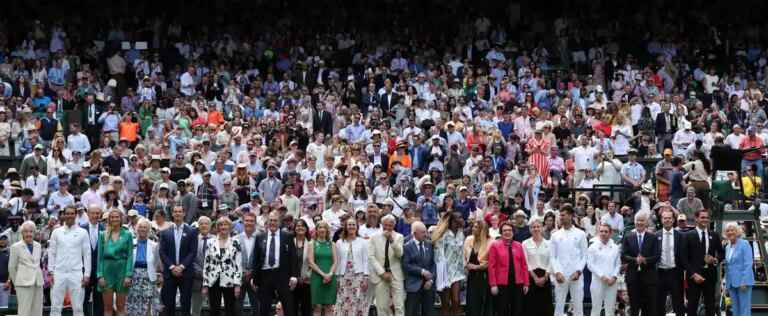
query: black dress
[{"left": 466, "top": 248, "right": 492, "bottom": 316}]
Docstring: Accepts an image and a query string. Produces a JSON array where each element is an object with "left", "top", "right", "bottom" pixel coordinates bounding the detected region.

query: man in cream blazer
[
  {"left": 368, "top": 214, "right": 405, "bottom": 316},
  {"left": 8, "top": 221, "right": 45, "bottom": 316}
]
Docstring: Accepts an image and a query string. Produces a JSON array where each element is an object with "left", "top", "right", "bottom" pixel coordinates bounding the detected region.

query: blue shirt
[
  {"left": 136, "top": 240, "right": 148, "bottom": 265},
  {"left": 33, "top": 96, "right": 52, "bottom": 111},
  {"left": 344, "top": 123, "right": 366, "bottom": 143},
  {"left": 498, "top": 121, "right": 514, "bottom": 139},
  {"left": 98, "top": 112, "right": 120, "bottom": 132},
  {"left": 48, "top": 67, "right": 65, "bottom": 86}
]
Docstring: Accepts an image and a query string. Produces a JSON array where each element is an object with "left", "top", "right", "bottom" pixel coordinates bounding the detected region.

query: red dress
[{"left": 526, "top": 137, "right": 551, "bottom": 184}]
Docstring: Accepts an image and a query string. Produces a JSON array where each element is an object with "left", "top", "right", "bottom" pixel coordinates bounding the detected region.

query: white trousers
[
  {"left": 16, "top": 285, "right": 44, "bottom": 316},
  {"left": 554, "top": 275, "right": 584, "bottom": 316},
  {"left": 374, "top": 279, "right": 405, "bottom": 316},
  {"left": 51, "top": 271, "right": 85, "bottom": 316},
  {"left": 590, "top": 277, "right": 618, "bottom": 316}
]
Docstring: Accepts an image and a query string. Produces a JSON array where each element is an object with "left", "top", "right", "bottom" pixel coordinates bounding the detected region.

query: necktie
[
  {"left": 89, "top": 105, "right": 95, "bottom": 124},
  {"left": 419, "top": 242, "right": 425, "bottom": 259},
  {"left": 384, "top": 237, "right": 391, "bottom": 272},
  {"left": 90, "top": 226, "right": 97, "bottom": 249},
  {"left": 268, "top": 233, "right": 276, "bottom": 267},
  {"left": 638, "top": 233, "right": 643, "bottom": 250},
  {"left": 703, "top": 231, "right": 709, "bottom": 254},
  {"left": 202, "top": 235, "right": 209, "bottom": 256}
]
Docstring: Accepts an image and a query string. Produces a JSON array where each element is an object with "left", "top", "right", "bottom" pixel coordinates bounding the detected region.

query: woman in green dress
[
  {"left": 97, "top": 209, "right": 134, "bottom": 316},
  {"left": 307, "top": 221, "right": 337, "bottom": 316}
]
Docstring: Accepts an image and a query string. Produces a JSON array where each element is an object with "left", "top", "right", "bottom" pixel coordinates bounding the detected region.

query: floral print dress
[{"left": 435, "top": 229, "right": 466, "bottom": 291}]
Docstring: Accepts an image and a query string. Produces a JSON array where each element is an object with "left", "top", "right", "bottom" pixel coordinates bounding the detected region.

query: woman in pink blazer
[{"left": 487, "top": 221, "right": 529, "bottom": 315}]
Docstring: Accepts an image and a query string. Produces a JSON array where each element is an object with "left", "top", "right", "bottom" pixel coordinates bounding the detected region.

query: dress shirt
[
  {"left": 695, "top": 227, "right": 709, "bottom": 254},
  {"left": 180, "top": 72, "right": 196, "bottom": 96},
  {"left": 660, "top": 228, "right": 675, "bottom": 269},
  {"left": 549, "top": 226, "right": 588, "bottom": 278},
  {"left": 173, "top": 223, "right": 186, "bottom": 264},
  {"left": 67, "top": 133, "right": 91, "bottom": 154},
  {"left": 46, "top": 191, "right": 75, "bottom": 217},
  {"left": 242, "top": 232, "right": 256, "bottom": 266},
  {"left": 80, "top": 189, "right": 104, "bottom": 209},
  {"left": 522, "top": 238, "right": 550, "bottom": 271},
  {"left": 600, "top": 212, "right": 624, "bottom": 233},
  {"left": 88, "top": 223, "right": 99, "bottom": 250},
  {"left": 263, "top": 230, "right": 281, "bottom": 270},
  {"left": 98, "top": 112, "right": 120, "bottom": 132},
  {"left": 569, "top": 145, "right": 599, "bottom": 171},
  {"left": 586, "top": 239, "right": 621, "bottom": 279},
  {"left": 24, "top": 174, "right": 48, "bottom": 200},
  {"left": 621, "top": 162, "right": 646, "bottom": 184},
  {"left": 49, "top": 224, "right": 91, "bottom": 276}
]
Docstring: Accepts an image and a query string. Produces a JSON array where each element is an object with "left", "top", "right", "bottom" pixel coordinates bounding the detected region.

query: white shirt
[
  {"left": 87, "top": 222, "right": 99, "bottom": 250},
  {"left": 569, "top": 145, "right": 599, "bottom": 171},
  {"left": 263, "top": 230, "right": 281, "bottom": 269},
  {"left": 695, "top": 227, "right": 710, "bottom": 254},
  {"left": 241, "top": 231, "right": 256, "bottom": 265},
  {"left": 24, "top": 174, "right": 48, "bottom": 201},
  {"left": 600, "top": 212, "right": 624, "bottom": 233},
  {"left": 80, "top": 189, "right": 104, "bottom": 210},
  {"left": 371, "top": 184, "right": 391, "bottom": 204},
  {"left": 359, "top": 224, "right": 382, "bottom": 240},
  {"left": 672, "top": 130, "right": 696, "bottom": 156},
  {"left": 725, "top": 133, "right": 745, "bottom": 150},
  {"left": 47, "top": 191, "right": 75, "bottom": 217},
  {"left": 67, "top": 133, "right": 91, "bottom": 155},
  {"left": 522, "top": 238, "right": 550, "bottom": 271},
  {"left": 586, "top": 239, "right": 620, "bottom": 279},
  {"left": 180, "top": 72, "right": 196, "bottom": 96},
  {"left": 549, "top": 226, "right": 588, "bottom": 279},
  {"left": 659, "top": 228, "right": 676, "bottom": 269},
  {"left": 49, "top": 224, "right": 91, "bottom": 277}
]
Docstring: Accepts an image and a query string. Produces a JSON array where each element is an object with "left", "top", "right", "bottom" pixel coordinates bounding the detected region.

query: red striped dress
[{"left": 526, "top": 136, "right": 551, "bottom": 185}]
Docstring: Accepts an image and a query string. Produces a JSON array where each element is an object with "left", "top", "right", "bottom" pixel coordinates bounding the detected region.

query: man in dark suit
[
  {"left": 654, "top": 102, "right": 677, "bottom": 151},
  {"left": 656, "top": 209, "right": 686, "bottom": 316},
  {"left": 379, "top": 80, "right": 398, "bottom": 115},
  {"left": 251, "top": 211, "right": 298, "bottom": 316},
  {"left": 360, "top": 83, "right": 379, "bottom": 116},
  {"left": 313, "top": 107, "right": 333, "bottom": 138},
  {"left": 402, "top": 221, "right": 435, "bottom": 316},
  {"left": 159, "top": 205, "right": 198, "bottom": 316},
  {"left": 81, "top": 94, "right": 103, "bottom": 149},
  {"left": 682, "top": 209, "right": 724, "bottom": 316},
  {"left": 81, "top": 205, "right": 103, "bottom": 316},
  {"left": 621, "top": 212, "right": 659, "bottom": 316}
]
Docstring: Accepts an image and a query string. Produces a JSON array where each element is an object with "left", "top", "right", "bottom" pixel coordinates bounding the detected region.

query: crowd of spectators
[{"left": 0, "top": 1, "right": 763, "bottom": 316}]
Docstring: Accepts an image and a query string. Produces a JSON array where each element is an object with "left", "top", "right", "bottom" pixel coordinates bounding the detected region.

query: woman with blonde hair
[
  {"left": 464, "top": 220, "right": 492, "bottom": 316},
  {"left": 432, "top": 211, "right": 466, "bottom": 316},
  {"left": 334, "top": 217, "right": 369, "bottom": 316},
  {"left": 724, "top": 223, "right": 755, "bottom": 316},
  {"left": 202, "top": 216, "right": 243, "bottom": 315},
  {"left": 97, "top": 209, "right": 134, "bottom": 316},
  {"left": 522, "top": 218, "right": 553, "bottom": 316},
  {"left": 307, "top": 220, "right": 337, "bottom": 316}
]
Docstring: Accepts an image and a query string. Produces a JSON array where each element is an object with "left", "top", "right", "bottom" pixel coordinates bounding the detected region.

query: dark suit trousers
[
  {"left": 686, "top": 268, "right": 717, "bottom": 316},
  {"left": 84, "top": 275, "right": 103, "bottom": 316},
  {"left": 162, "top": 275, "right": 193, "bottom": 316},
  {"left": 657, "top": 268, "right": 684, "bottom": 316},
  {"left": 292, "top": 283, "right": 312, "bottom": 316},
  {"left": 208, "top": 279, "right": 239, "bottom": 316},
  {"left": 258, "top": 270, "right": 295, "bottom": 316},
  {"left": 238, "top": 276, "right": 259, "bottom": 316},
  {"left": 494, "top": 285, "right": 521, "bottom": 316},
  {"left": 405, "top": 289, "right": 434, "bottom": 316},
  {"left": 628, "top": 280, "right": 657, "bottom": 316},
  {"left": 525, "top": 276, "right": 553, "bottom": 316}
]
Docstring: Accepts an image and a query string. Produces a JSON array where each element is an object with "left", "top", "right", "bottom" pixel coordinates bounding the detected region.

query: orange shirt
[
  {"left": 119, "top": 121, "right": 139, "bottom": 142},
  {"left": 388, "top": 153, "right": 412, "bottom": 173},
  {"left": 208, "top": 111, "right": 225, "bottom": 127},
  {"left": 740, "top": 136, "right": 765, "bottom": 161}
]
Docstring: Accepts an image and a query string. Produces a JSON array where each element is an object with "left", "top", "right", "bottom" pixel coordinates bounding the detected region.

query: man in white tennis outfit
[{"left": 49, "top": 205, "right": 91, "bottom": 316}]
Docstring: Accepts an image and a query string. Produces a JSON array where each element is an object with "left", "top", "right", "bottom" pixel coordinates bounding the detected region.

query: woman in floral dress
[
  {"left": 126, "top": 219, "right": 160, "bottom": 316},
  {"left": 432, "top": 211, "right": 466, "bottom": 316},
  {"left": 334, "top": 218, "right": 369, "bottom": 316}
]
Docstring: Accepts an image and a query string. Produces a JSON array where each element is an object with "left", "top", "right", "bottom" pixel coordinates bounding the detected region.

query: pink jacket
[{"left": 487, "top": 239, "right": 529, "bottom": 287}]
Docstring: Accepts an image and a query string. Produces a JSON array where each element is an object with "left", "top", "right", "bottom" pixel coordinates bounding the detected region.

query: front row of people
[{"left": 4, "top": 205, "right": 757, "bottom": 316}]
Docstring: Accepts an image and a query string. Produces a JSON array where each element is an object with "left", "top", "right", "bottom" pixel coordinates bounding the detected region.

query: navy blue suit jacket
[
  {"left": 401, "top": 239, "right": 436, "bottom": 293},
  {"left": 159, "top": 224, "right": 198, "bottom": 278}
]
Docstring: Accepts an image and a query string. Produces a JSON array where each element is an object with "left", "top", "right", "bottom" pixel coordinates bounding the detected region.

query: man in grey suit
[
  {"left": 257, "top": 164, "right": 282, "bottom": 204},
  {"left": 236, "top": 212, "right": 259, "bottom": 315},
  {"left": 191, "top": 216, "right": 212, "bottom": 316},
  {"left": 402, "top": 221, "right": 435, "bottom": 316}
]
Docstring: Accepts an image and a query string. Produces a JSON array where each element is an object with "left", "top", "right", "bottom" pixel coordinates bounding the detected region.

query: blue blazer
[
  {"left": 159, "top": 224, "right": 198, "bottom": 278},
  {"left": 401, "top": 239, "right": 436, "bottom": 293},
  {"left": 724, "top": 238, "right": 755, "bottom": 288}
]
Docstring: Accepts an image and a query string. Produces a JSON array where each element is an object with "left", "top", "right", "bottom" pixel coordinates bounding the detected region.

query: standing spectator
[
  {"left": 81, "top": 205, "right": 104, "bottom": 316},
  {"left": 196, "top": 172, "right": 219, "bottom": 218},
  {"left": 683, "top": 210, "right": 724, "bottom": 316},
  {"left": 369, "top": 214, "right": 405, "bottom": 316},
  {"left": 656, "top": 210, "right": 686, "bottom": 316},
  {"left": 236, "top": 212, "right": 259, "bottom": 316},
  {"left": 19, "top": 143, "right": 47, "bottom": 178},
  {"left": 550, "top": 205, "right": 588, "bottom": 316},
  {"left": 739, "top": 126, "right": 765, "bottom": 176},
  {"left": 49, "top": 206, "right": 91, "bottom": 316},
  {"left": 723, "top": 223, "right": 755, "bottom": 316},
  {"left": 126, "top": 219, "right": 160, "bottom": 316},
  {"left": 432, "top": 211, "right": 465, "bottom": 316},
  {"left": 335, "top": 218, "right": 370, "bottom": 316},
  {"left": 621, "top": 212, "right": 659, "bottom": 316},
  {"left": 403, "top": 221, "right": 436, "bottom": 316},
  {"left": 202, "top": 217, "right": 243, "bottom": 316},
  {"left": 8, "top": 221, "right": 45, "bottom": 316},
  {"left": 191, "top": 216, "right": 212, "bottom": 316},
  {"left": 97, "top": 209, "right": 134, "bottom": 316},
  {"left": 307, "top": 221, "right": 337, "bottom": 315},
  {"left": 292, "top": 219, "right": 312, "bottom": 316},
  {"left": 587, "top": 223, "right": 621, "bottom": 316},
  {"left": 258, "top": 164, "right": 283, "bottom": 204},
  {"left": 252, "top": 211, "right": 299, "bottom": 316},
  {"left": 464, "top": 221, "right": 492, "bottom": 316},
  {"left": 0, "top": 234, "right": 9, "bottom": 308},
  {"left": 521, "top": 219, "right": 553, "bottom": 316},
  {"left": 159, "top": 206, "right": 198, "bottom": 316},
  {"left": 487, "top": 221, "right": 529, "bottom": 315}
]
